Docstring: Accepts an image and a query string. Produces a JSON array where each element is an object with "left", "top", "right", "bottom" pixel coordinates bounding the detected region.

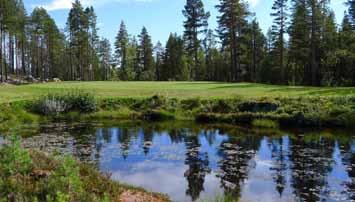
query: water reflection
[{"left": 16, "top": 123, "right": 355, "bottom": 202}]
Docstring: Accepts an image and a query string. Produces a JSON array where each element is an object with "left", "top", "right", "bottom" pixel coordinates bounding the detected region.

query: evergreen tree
[
  {"left": 248, "top": 19, "right": 266, "bottom": 82},
  {"left": 136, "top": 27, "right": 154, "bottom": 80},
  {"left": 288, "top": 0, "right": 310, "bottom": 85},
  {"left": 98, "top": 38, "right": 112, "bottom": 80},
  {"left": 308, "top": 0, "right": 323, "bottom": 86},
  {"left": 125, "top": 36, "right": 138, "bottom": 80},
  {"left": 163, "top": 33, "right": 188, "bottom": 80},
  {"left": 335, "top": 13, "right": 355, "bottom": 85},
  {"left": 85, "top": 6, "right": 99, "bottom": 81},
  {"left": 182, "top": 0, "right": 210, "bottom": 80},
  {"left": 29, "top": 8, "right": 65, "bottom": 80},
  {"left": 216, "top": 0, "right": 249, "bottom": 81},
  {"left": 320, "top": 11, "right": 338, "bottom": 86},
  {"left": 114, "top": 21, "right": 129, "bottom": 80},
  {"left": 154, "top": 41, "right": 164, "bottom": 81},
  {"left": 347, "top": 0, "right": 355, "bottom": 28},
  {"left": 270, "top": 0, "right": 288, "bottom": 83}
]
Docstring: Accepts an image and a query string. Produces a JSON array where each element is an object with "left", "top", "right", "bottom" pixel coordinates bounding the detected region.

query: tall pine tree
[
  {"left": 270, "top": 0, "right": 288, "bottom": 83},
  {"left": 182, "top": 0, "right": 210, "bottom": 80},
  {"left": 136, "top": 27, "right": 154, "bottom": 80},
  {"left": 216, "top": 0, "right": 249, "bottom": 81},
  {"left": 114, "top": 21, "right": 129, "bottom": 80}
]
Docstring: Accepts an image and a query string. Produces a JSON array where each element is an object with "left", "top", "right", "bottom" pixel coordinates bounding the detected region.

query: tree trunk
[
  {"left": 310, "top": 0, "right": 319, "bottom": 86},
  {"left": 21, "top": 37, "right": 26, "bottom": 75},
  {"left": 0, "top": 25, "right": 3, "bottom": 83}
]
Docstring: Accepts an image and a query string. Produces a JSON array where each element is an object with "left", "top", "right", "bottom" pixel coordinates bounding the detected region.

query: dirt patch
[{"left": 119, "top": 190, "right": 168, "bottom": 202}]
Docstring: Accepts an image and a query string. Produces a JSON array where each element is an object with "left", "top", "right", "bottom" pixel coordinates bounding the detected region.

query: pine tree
[
  {"left": 320, "top": 10, "right": 338, "bottom": 85},
  {"left": 125, "top": 36, "right": 138, "bottom": 80},
  {"left": 347, "top": 0, "right": 355, "bottom": 28},
  {"left": 154, "top": 41, "right": 164, "bottom": 81},
  {"left": 85, "top": 6, "right": 99, "bottom": 81},
  {"left": 98, "top": 38, "right": 112, "bottom": 80},
  {"left": 288, "top": 0, "right": 310, "bottom": 85},
  {"left": 216, "top": 0, "right": 249, "bottom": 81},
  {"left": 114, "top": 21, "right": 129, "bottom": 79},
  {"left": 67, "top": 0, "right": 89, "bottom": 80},
  {"left": 308, "top": 0, "right": 322, "bottom": 86},
  {"left": 270, "top": 0, "right": 288, "bottom": 83},
  {"left": 248, "top": 19, "right": 266, "bottom": 82},
  {"left": 136, "top": 27, "right": 154, "bottom": 80},
  {"left": 163, "top": 33, "right": 188, "bottom": 80},
  {"left": 182, "top": 0, "right": 210, "bottom": 80},
  {"left": 335, "top": 13, "right": 355, "bottom": 85}
]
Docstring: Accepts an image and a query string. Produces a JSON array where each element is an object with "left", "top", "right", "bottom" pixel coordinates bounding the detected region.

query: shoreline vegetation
[
  {"left": 0, "top": 136, "right": 170, "bottom": 202},
  {"left": 1, "top": 85, "right": 355, "bottom": 133}
]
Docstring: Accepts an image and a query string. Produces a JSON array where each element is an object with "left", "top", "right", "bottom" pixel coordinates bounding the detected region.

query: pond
[{"left": 12, "top": 122, "right": 355, "bottom": 202}]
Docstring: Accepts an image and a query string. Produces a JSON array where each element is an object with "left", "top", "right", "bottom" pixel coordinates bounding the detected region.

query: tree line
[{"left": 0, "top": 0, "right": 354, "bottom": 86}]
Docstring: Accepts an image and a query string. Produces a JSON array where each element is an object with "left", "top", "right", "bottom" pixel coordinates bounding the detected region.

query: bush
[
  {"left": 210, "top": 99, "right": 237, "bottom": 113},
  {"left": 141, "top": 110, "right": 175, "bottom": 121},
  {"left": 32, "top": 91, "right": 97, "bottom": 116},
  {"left": 180, "top": 98, "right": 201, "bottom": 110},
  {"left": 47, "top": 155, "right": 84, "bottom": 201},
  {"left": 131, "top": 95, "right": 167, "bottom": 110},
  {"left": 238, "top": 99, "right": 279, "bottom": 113},
  {"left": 0, "top": 136, "right": 33, "bottom": 198}
]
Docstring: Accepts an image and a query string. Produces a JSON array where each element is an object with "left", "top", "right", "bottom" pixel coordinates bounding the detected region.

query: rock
[{"left": 53, "top": 78, "right": 61, "bottom": 82}]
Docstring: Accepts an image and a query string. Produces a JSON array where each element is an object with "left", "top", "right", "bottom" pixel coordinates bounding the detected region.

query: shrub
[
  {"left": 66, "top": 91, "right": 97, "bottom": 113},
  {"left": 0, "top": 136, "right": 33, "bottom": 198},
  {"left": 131, "top": 95, "right": 167, "bottom": 110},
  {"left": 32, "top": 91, "right": 97, "bottom": 116},
  {"left": 238, "top": 100, "right": 279, "bottom": 113},
  {"left": 141, "top": 110, "right": 175, "bottom": 121},
  {"left": 47, "top": 155, "right": 84, "bottom": 201},
  {"left": 0, "top": 136, "right": 32, "bottom": 177},
  {"left": 180, "top": 98, "right": 201, "bottom": 110},
  {"left": 211, "top": 99, "right": 236, "bottom": 113}
]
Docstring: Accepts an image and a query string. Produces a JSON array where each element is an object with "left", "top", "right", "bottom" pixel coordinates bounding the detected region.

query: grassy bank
[
  {"left": 0, "top": 136, "right": 169, "bottom": 202},
  {"left": 1, "top": 92, "right": 355, "bottom": 135},
  {"left": 1, "top": 81, "right": 355, "bottom": 103}
]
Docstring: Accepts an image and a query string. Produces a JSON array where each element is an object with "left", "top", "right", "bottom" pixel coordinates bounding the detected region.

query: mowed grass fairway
[{"left": 1, "top": 81, "right": 355, "bottom": 103}]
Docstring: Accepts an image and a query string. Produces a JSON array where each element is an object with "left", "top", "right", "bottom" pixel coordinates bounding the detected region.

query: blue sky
[{"left": 23, "top": 0, "right": 347, "bottom": 45}]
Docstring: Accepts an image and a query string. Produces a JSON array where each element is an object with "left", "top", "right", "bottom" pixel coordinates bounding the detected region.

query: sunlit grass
[{"left": 1, "top": 81, "right": 355, "bottom": 103}]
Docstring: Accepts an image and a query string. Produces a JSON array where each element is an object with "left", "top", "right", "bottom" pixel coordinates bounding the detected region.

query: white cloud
[
  {"left": 35, "top": 0, "right": 154, "bottom": 11},
  {"left": 247, "top": 0, "right": 260, "bottom": 8}
]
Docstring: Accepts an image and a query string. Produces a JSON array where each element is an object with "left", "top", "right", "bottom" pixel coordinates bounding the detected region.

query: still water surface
[{"left": 15, "top": 122, "right": 355, "bottom": 202}]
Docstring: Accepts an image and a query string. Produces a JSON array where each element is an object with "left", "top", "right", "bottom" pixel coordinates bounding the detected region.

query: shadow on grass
[
  {"left": 210, "top": 83, "right": 272, "bottom": 90},
  {"left": 266, "top": 86, "right": 355, "bottom": 96}
]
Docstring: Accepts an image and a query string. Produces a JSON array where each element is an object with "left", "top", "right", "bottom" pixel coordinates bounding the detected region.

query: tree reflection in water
[
  {"left": 269, "top": 137, "right": 289, "bottom": 197},
  {"left": 290, "top": 135, "right": 334, "bottom": 202},
  {"left": 184, "top": 134, "right": 211, "bottom": 201},
  {"left": 17, "top": 122, "right": 355, "bottom": 202},
  {"left": 216, "top": 135, "right": 260, "bottom": 199},
  {"left": 340, "top": 140, "right": 355, "bottom": 200}
]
